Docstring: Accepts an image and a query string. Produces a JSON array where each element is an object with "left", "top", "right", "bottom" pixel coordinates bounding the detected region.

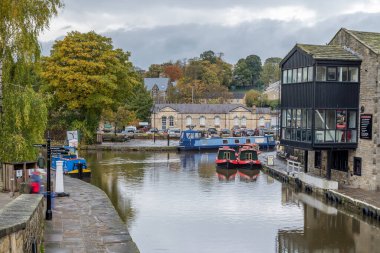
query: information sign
[
  {"left": 267, "top": 155, "right": 274, "bottom": 166},
  {"left": 360, "top": 114, "right": 372, "bottom": 139}
]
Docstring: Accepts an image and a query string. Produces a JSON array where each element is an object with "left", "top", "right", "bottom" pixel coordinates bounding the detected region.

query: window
[
  {"left": 283, "top": 70, "right": 288, "bottom": 84},
  {"left": 307, "top": 110, "right": 312, "bottom": 129},
  {"left": 282, "top": 110, "right": 287, "bottom": 127},
  {"left": 234, "top": 116, "right": 239, "bottom": 126},
  {"left": 297, "top": 68, "right": 302, "bottom": 82},
  {"left": 301, "top": 109, "right": 307, "bottom": 128},
  {"left": 349, "top": 67, "right": 358, "bottom": 82},
  {"left": 308, "top": 66, "right": 313, "bottom": 81},
  {"left": 348, "top": 111, "right": 356, "bottom": 128},
  {"left": 296, "top": 109, "right": 301, "bottom": 128},
  {"left": 199, "top": 116, "right": 206, "bottom": 127},
  {"left": 241, "top": 117, "right": 247, "bottom": 127},
  {"left": 286, "top": 109, "right": 292, "bottom": 127},
  {"left": 327, "top": 67, "right": 337, "bottom": 81},
  {"left": 316, "top": 66, "right": 326, "bottom": 81},
  {"left": 214, "top": 116, "right": 220, "bottom": 126},
  {"left": 354, "top": 157, "right": 362, "bottom": 176},
  {"left": 162, "top": 116, "right": 167, "bottom": 130},
  {"left": 315, "top": 109, "right": 325, "bottom": 129},
  {"left": 234, "top": 139, "right": 240, "bottom": 144},
  {"left": 292, "top": 69, "right": 297, "bottom": 83},
  {"left": 259, "top": 117, "right": 265, "bottom": 127},
  {"left": 332, "top": 150, "right": 348, "bottom": 172},
  {"left": 287, "top": 69, "right": 293, "bottom": 83},
  {"left": 186, "top": 116, "right": 192, "bottom": 126},
  {"left": 302, "top": 67, "right": 308, "bottom": 82},
  {"left": 338, "top": 67, "right": 348, "bottom": 81},
  {"left": 223, "top": 139, "right": 228, "bottom": 144},
  {"left": 314, "top": 151, "right": 321, "bottom": 168},
  {"left": 169, "top": 116, "right": 174, "bottom": 127}
]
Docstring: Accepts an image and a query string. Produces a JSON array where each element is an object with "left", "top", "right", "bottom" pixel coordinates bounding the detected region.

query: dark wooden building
[{"left": 280, "top": 44, "right": 361, "bottom": 178}]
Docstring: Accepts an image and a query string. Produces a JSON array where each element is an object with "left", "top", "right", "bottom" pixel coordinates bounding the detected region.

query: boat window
[
  {"left": 224, "top": 152, "right": 230, "bottom": 160},
  {"left": 223, "top": 139, "right": 228, "bottom": 144},
  {"left": 246, "top": 139, "right": 251, "bottom": 144},
  {"left": 234, "top": 139, "right": 239, "bottom": 144},
  {"left": 186, "top": 133, "right": 194, "bottom": 139}
]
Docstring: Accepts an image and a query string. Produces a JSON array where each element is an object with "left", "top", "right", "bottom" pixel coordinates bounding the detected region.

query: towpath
[{"left": 44, "top": 176, "right": 139, "bottom": 253}]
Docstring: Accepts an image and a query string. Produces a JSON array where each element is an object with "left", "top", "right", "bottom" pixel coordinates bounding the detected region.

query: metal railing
[{"left": 286, "top": 159, "right": 303, "bottom": 176}]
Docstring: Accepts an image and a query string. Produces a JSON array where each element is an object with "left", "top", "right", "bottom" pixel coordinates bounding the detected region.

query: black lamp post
[{"left": 45, "top": 134, "right": 52, "bottom": 220}]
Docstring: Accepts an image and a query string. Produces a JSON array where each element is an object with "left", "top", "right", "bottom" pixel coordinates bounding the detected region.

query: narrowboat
[
  {"left": 216, "top": 146, "right": 238, "bottom": 168},
  {"left": 237, "top": 147, "right": 261, "bottom": 169},
  {"left": 178, "top": 129, "right": 276, "bottom": 151},
  {"left": 51, "top": 146, "right": 91, "bottom": 178}
]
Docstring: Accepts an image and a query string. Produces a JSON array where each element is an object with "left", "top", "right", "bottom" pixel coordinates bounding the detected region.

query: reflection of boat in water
[
  {"left": 237, "top": 146, "right": 261, "bottom": 169},
  {"left": 216, "top": 146, "right": 238, "bottom": 168},
  {"left": 216, "top": 168, "right": 237, "bottom": 181},
  {"left": 238, "top": 168, "right": 260, "bottom": 181}
]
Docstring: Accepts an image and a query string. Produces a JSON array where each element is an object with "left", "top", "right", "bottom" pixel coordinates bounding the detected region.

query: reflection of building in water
[
  {"left": 278, "top": 186, "right": 380, "bottom": 253},
  {"left": 179, "top": 152, "right": 216, "bottom": 171}
]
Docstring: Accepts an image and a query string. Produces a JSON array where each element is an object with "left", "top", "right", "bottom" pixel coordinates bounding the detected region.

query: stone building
[
  {"left": 144, "top": 78, "right": 175, "bottom": 104},
  {"left": 280, "top": 28, "right": 380, "bottom": 190},
  {"left": 263, "top": 81, "right": 281, "bottom": 101},
  {"left": 151, "top": 104, "right": 273, "bottom": 131}
]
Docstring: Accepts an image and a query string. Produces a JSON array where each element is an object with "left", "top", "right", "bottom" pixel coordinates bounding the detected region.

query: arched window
[
  {"left": 234, "top": 116, "right": 240, "bottom": 127},
  {"left": 186, "top": 116, "right": 192, "bottom": 126},
  {"left": 241, "top": 116, "right": 247, "bottom": 127},
  {"left": 169, "top": 116, "right": 174, "bottom": 127},
  {"left": 259, "top": 116, "right": 265, "bottom": 127},
  {"left": 162, "top": 116, "right": 167, "bottom": 130},
  {"left": 199, "top": 116, "right": 206, "bottom": 127},
  {"left": 214, "top": 116, "right": 220, "bottom": 126}
]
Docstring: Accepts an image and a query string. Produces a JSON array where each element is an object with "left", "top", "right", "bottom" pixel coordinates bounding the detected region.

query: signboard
[
  {"left": 16, "top": 170, "right": 23, "bottom": 178},
  {"left": 267, "top": 155, "right": 274, "bottom": 166},
  {"left": 360, "top": 114, "right": 372, "bottom": 139},
  {"left": 67, "top": 131, "right": 78, "bottom": 141}
]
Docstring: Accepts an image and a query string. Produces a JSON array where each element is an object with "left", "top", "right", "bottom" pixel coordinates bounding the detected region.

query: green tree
[
  {"left": 0, "top": 0, "right": 62, "bottom": 162},
  {"left": 145, "top": 64, "right": 163, "bottom": 78},
  {"left": 41, "top": 31, "right": 142, "bottom": 143},
  {"left": 200, "top": 50, "right": 217, "bottom": 64},
  {"left": 245, "top": 90, "right": 269, "bottom": 107},
  {"left": 260, "top": 57, "right": 282, "bottom": 86},
  {"left": 233, "top": 54, "right": 262, "bottom": 88}
]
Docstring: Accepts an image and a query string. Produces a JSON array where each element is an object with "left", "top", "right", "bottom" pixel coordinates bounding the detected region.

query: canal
[{"left": 86, "top": 151, "right": 380, "bottom": 253}]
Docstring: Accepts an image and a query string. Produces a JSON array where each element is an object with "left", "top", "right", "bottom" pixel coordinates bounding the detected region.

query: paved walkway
[
  {"left": 0, "top": 192, "right": 15, "bottom": 209},
  {"left": 44, "top": 176, "right": 139, "bottom": 253}
]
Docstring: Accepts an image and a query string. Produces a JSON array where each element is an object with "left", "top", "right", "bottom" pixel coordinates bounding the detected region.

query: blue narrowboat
[
  {"left": 178, "top": 129, "right": 276, "bottom": 151},
  {"left": 51, "top": 146, "right": 91, "bottom": 177}
]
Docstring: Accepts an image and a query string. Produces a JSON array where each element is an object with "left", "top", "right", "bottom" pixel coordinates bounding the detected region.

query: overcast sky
[{"left": 40, "top": 0, "right": 380, "bottom": 69}]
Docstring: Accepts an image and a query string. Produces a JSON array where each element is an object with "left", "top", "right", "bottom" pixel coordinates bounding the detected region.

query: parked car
[
  {"left": 168, "top": 128, "right": 181, "bottom": 138},
  {"left": 232, "top": 128, "right": 241, "bottom": 137},
  {"left": 147, "top": 128, "right": 158, "bottom": 133},
  {"left": 246, "top": 129, "right": 255, "bottom": 136},
  {"left": 220, "top": 128, "right": 231, "bottom": 137},
  {"left": 207, "top": 128, "right": 218, "bottom": 135}
]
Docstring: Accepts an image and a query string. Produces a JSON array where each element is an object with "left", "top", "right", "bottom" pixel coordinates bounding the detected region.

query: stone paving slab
[{"left": 44, "top": 176, "right": 139, "bottom": 253}]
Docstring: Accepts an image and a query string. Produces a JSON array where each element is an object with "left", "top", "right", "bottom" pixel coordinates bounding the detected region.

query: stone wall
[
  {"left": 0, "top": 194, "right": 45, "bottom": 253},
  {"left": 330, "top": 29, "right": 380, "bottom": 190}
]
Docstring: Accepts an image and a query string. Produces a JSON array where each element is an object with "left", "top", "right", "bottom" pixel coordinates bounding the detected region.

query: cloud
[{"left": 40, "top": 0, "right": 380, "bottom": 69}]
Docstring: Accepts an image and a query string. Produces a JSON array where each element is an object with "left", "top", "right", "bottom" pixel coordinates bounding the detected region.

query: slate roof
[
  {"left": 153, "top": 104, "right": 252, "bottom": 114},
  {"left": 231, "top": 92, "right": 246, "bottom": 99},
  {"left": 297, "top": 44, "right": 361, "bottom": 61},
  {"left": 144, "top": 78, "right": 170, "bottom": 91},
  {"left": 345, "top": 29, "right": 380, "bottom": 54}
]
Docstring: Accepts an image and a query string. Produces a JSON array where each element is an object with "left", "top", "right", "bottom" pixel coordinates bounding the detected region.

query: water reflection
[{"left": 84, "top": 151, "right": 380, "bottom": 253}]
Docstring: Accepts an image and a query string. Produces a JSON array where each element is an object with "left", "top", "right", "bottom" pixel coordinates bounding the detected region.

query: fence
[
  {"left": 1, "top": 161, "right": 37, "bottom": 192},
  {"left": 286, "top": 159, "right": 303, "bottom": 176}
]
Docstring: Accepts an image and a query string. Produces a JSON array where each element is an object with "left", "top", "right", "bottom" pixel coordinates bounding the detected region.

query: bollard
[{"left": 78, "top": 163, "right": 83, "bottom": 179}]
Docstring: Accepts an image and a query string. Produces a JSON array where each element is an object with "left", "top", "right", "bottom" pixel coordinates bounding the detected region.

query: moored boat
[
  {"left": 216, "top": 146, "right": 238, "bottom": 168},
  {"left": 52, "top": 146, "right": 91, "bottom": 177},
  {"left": 178, "top": 129, "right": 276, "bottom": 151},
  {"left": 237, "top": 146, "right": 261, "bottom": 169}
]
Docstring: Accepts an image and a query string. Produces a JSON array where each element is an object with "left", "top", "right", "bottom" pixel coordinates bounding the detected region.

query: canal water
[{"left": 86, "top": 151, "right": 380, "bottom": 253}]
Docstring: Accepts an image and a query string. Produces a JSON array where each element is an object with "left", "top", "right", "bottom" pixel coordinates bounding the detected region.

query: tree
[
  {"left": 0, "top": 0, "right": 62, "bottom": 162},
  {"left": 260, "top": 57, "right": 282, "bottom": 86},
  {"left": 163, "top": 65, "right": 183, "bottom": 82},
  {"left": 145, "top": 64, "right": 163, "bottom": 78},
  {"left": 245, "top": 90, "right": 269, "bottom": 107},
  {"left": 41, "top": 31, "right": 142, "bottom": 143},
  {"left": 200, "top": 50, "right": 217, "bottom": 64},
  {"left": 233, "top": 54, "right": 262, "bottom": 88}
]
